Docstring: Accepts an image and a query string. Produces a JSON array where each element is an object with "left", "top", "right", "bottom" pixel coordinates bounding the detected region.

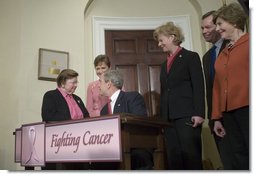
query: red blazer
[{"left": 212, "top": 33, "right": 249, "bottom": 120}]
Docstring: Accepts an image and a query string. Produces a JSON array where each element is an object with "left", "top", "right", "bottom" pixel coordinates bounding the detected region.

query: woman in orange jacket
[{"left": 212, "top": 3, "right": 249, "bottom": 170}]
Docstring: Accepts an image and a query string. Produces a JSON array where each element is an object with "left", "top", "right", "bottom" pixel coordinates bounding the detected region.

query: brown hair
[
  {"left": 202, "top": 10, "right": 216, "bottom": 20},
  {"left": 56, "top": 69, "right": 78, "bottom": 87},
  {"left": 153, "top": 21, "right": 184, "bottom": 45},
  {"left": 94, "top": 54, "right": 111, "bottom": 68},
  {"left": 213, "top": 3, "right": 247, "bottom": 31}
]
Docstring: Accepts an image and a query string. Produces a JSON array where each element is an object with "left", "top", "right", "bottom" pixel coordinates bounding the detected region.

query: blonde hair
[{"left": 153, "top": 22, "right": 184, "bottom": 45}]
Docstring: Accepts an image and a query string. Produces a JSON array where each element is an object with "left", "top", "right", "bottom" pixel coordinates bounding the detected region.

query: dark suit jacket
[
  {"left": 41, "top": 89, "right": 89, "bottom": 122},
  {"left": 160, "top": 48, "right": 205, "bottom": 121},
  {"left": 100, "top": 91, "right": 147, "bottom": 117},
  {"left": 100, "top": 91, "right": 152, "bottom": 170},
  {"left": 202, "top": 40, "right": 228, "bottom": 120}
]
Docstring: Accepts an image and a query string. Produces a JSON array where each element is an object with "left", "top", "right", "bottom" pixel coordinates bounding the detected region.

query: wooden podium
[
  {"left": 119, "top": 113, "right": 170, "bottom": 170},
  {"left": 14, "top": 114, "right": 170, "bottom": 170}
]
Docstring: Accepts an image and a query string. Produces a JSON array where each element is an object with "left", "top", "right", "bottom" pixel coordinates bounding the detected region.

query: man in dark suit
[
  {"left": 41, "top": 69, "right": 90, "bottom": 170},
  {"left": 201, "top": 11, "right": 233, "bottom": 169},
  {"left": 93, "top": 69, "right": 153, "bottom": 170}
]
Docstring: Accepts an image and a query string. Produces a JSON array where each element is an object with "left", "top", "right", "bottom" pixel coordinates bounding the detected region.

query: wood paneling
[{"left": 105, "top": 30, "right": 166, "bottom": 117}]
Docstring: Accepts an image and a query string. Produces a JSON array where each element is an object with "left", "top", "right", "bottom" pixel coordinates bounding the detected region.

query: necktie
[
  {"left": 210, "top": 45, "right": 217, "bottom": 80},
  {"left": 107, "top": 98, "right": 112, "bottom": 114}
]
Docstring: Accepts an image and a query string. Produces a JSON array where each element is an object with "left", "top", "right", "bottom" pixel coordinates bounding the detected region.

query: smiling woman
[
  {"left": 153, "top": 21, "right": 205, "bottom": 170},
  {"left": 86, "top": 55, "right": 111, "bottom": 117},
  {"left": 41, "top": 69, "right": 90, "bottom": 170},
  {"left": 211, "top": 3, "right": 249, "bottom": 170}
]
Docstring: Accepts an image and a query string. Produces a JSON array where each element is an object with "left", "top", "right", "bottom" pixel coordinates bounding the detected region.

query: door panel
[
  {"left": 116, "top": 65, "right": 138, "bottom": 91},
  {"left": 148, "top": 66, "right": 161, "bottom": 117},
  {"left": 105, "top": 30, "right": 166, "bottom": 117}
]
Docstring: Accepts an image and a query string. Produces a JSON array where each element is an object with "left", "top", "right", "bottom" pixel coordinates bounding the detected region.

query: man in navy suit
[
  {"left": 94, "top": 69, "right": 153, "bottom": 170},
  {"left": 100, "top": 71, "right": 147, "bottom": 117}
]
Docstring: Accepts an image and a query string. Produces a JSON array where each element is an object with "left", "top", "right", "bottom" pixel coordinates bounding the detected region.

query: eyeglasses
[{"left": 66, "top": 80, "right": 79, "bottom": 85}]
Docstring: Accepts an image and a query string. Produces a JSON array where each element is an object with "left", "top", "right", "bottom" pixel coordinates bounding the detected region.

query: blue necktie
[{"left": 210, "top": 45, "right": 217, "bottom": 80}]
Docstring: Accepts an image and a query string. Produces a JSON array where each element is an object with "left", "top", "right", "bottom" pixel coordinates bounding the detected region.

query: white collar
[{"left": 110, "top": 89, "right": 121, "bottom": 104}]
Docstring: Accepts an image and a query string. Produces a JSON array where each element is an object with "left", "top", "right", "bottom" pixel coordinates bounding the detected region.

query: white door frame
[{"left": 92, "top": 16, "right": 193, "bottom": 79}]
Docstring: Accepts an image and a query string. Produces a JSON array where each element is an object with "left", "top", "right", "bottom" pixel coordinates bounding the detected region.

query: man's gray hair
[{"left": 103, "top": 70, "right": 124, "bottom": 89}]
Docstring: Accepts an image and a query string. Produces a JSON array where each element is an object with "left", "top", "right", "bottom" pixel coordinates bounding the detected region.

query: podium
[
  {"left": 119, "top": 113, "right": 170, "bottom": 169},
  {"left": 14, "top": 114, "right": 170, "bottom": 170}
]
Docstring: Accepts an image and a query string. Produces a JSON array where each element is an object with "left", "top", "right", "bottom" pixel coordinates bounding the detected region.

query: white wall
[
  {"left": 0, "top": 0, "right": 239, "bottom": 170},
  {"left": 0, "top": 0, "right": 22, "bottom": 170},
  {"left": 0, "top": 0, "right": 89, "bottom": 170}
]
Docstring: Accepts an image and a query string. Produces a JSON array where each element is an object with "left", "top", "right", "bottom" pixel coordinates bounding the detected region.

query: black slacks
[
  {"left": 212, "top": 130, "right": 234, "bottom": 169},
  {"left": 164, "top": 117, "right": 203, "bottom": 170},
  {"left": 222, "top": 106, "right": 249, "bottom": 170},
  {"left": 209, "top": 118, "right": 234, "bottom": 169}
]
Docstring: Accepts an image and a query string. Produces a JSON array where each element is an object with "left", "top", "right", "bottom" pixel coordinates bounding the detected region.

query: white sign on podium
[{"left": 14, "top": 115, "right": 122, "bottom": 167}]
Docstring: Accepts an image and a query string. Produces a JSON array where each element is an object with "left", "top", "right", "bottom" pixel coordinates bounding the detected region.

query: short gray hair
[{"left": 103, "top": 70, "right": 123, "bottom": 89}]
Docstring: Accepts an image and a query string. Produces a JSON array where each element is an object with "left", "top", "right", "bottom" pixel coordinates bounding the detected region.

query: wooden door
[{"left": 105, "top": 30, "right": 166, "bottom": 117}]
